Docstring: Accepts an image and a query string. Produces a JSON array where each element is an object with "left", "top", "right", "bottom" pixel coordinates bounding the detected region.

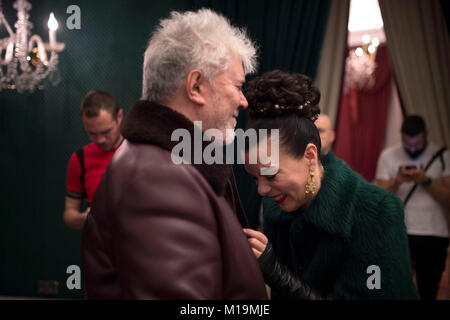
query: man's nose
[
  {"left": 95, "top": 135, "right": 107, "bottom": 144},
  {"left": 240, "top": 91, "right": 248, "bottom": 109}
]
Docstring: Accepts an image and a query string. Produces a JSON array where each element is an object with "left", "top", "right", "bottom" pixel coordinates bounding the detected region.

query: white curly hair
[{"left": 142, "top": 8, "right": 258, "bottom": 102}]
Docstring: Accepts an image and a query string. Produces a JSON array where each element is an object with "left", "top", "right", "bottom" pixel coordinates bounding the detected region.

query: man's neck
[{"left": 160, "top": 92, "right": 200, "bottom": 126}]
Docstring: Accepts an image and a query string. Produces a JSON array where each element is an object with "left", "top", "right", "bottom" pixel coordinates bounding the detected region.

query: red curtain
[{"left": 334, "top": 45, "right": 393, "bottom": 182}]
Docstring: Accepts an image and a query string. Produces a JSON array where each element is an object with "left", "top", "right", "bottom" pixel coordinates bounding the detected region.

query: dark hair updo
[{"left": 245, "top": 70, "right": 321, "bottom": 159}]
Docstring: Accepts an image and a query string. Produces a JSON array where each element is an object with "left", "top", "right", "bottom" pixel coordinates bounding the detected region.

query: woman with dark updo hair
[{"left": 242, "top": 70, "right": 419, "bottom": 300}]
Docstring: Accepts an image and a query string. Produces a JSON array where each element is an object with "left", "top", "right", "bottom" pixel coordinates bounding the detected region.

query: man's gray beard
[
  {"left": 224, "top": 129, "right": 236, "bottom": 145},
  {"left": 203, "top": 128, "right": 236, "bottom": 146}
]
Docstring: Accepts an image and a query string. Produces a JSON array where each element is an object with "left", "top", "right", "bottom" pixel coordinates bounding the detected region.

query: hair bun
[{"left": 245, "top": 70, "right": 320, "bottom": 121}]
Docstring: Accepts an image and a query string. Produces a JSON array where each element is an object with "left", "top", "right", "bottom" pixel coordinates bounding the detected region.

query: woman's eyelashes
[{"left": 252, "top": 173, "right": 277, "bottom": 185}]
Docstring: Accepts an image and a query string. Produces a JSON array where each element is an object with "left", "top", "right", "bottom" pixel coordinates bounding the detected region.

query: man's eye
[{"left": 266, "top": 175, "right": 277, "bottom": 181}]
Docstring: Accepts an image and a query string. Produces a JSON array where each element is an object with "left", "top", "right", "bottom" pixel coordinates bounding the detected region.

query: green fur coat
[{"left": 263, "top": 153, "right": 419, "bottom": 300}]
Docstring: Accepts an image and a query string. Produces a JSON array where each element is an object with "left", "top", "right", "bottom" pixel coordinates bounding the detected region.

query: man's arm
[
  {"left": 373, "top": 165, "right": 414, "bottom": 193},
  {"left": 412, "top": 172, "right": 450, "bottom": 210},
  {"left": 373, "top": 178, "right": 402, "bottom": 193},
  {"left": 64, "top": 152, "right": 88, "bottom": 229},
  {"left": 63, "top": 196, "right": 89, "bottom": 230},
  {"left": 424, "top": 176, "right": 450, "bottom": 210}
]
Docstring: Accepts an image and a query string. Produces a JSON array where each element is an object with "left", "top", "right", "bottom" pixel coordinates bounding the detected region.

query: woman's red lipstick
[{"left": 276, "top": 195, "right": 287, "bottom": 204}]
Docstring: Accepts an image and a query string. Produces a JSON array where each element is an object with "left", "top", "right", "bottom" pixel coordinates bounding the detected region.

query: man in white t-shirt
[{"left": 374, "top": 115, "right": 450, "bottom": 300}]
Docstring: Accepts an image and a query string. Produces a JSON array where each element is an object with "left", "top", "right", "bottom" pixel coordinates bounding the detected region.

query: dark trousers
[{"left": 408, "top": 235, "right": 449, "bottom": 300}]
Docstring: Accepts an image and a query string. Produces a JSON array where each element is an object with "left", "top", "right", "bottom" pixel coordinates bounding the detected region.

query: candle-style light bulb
[
  {"left": 355, "top": 47, "right": 364, "bottom": 57},
  {"left": 362, "top": 34, "right": 371, "bottom": 44},
  {"left": 48, "top": 13, "right": 58, "bottom": 49},
  {"left": 48, "top": 13, "right": 59, "bottom": 31},
  {"left": 372, "top": 37, "right": 380, "bottom": 47}
]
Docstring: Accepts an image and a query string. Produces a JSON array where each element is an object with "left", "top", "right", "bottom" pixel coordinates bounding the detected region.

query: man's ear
[
  {"left": 186, "top": 69, "right": 207, "bottom": 105},
  {"left": 304, "top": 143, "right": 319, "bottom": 170},
  {"left": 116, "top": 109, "right": 124, "bottom": 124}
]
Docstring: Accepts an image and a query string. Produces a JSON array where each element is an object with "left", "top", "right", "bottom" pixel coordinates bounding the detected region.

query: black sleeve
[{"left": 258, "top": 241, "right": 326, "bottom": 300}]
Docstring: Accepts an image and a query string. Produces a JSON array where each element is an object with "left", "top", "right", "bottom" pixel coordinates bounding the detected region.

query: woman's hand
[{"left": 243, "top": 228, "right": 268, "bottom": 259}]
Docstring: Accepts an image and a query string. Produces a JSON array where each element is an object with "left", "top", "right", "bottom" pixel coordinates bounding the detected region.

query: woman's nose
[{"left": 257, "top": 179, "right": 271, "bottom": 196}]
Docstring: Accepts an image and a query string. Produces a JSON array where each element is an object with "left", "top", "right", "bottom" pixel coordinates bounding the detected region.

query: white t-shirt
[{"left": 375, "top": 142, "right": 450, "bottom": 237}]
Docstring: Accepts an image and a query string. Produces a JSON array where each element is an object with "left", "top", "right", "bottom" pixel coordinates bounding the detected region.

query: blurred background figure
[
  {"left": 374, "top": 115, "right": 450, "bottom": 300},
  {"left": 63, "top": 90, "right": 124, "bottom": 230},
  {"left": 315, "top": 113, "right": 336, "bottom": 154}
]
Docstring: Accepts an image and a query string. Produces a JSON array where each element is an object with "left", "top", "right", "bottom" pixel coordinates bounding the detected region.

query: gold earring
[{"left": 305, "top": 171, "right": 316, "bottom": 196}]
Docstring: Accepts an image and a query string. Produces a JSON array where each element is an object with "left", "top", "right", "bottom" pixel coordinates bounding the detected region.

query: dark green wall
[{"left": 0, "top": 0, "right": 191, "bottom": 299}]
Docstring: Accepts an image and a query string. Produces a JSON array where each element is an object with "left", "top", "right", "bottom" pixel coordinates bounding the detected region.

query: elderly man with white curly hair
[{"left": 81, "top": 8, "right": 267, "bottom": 300}]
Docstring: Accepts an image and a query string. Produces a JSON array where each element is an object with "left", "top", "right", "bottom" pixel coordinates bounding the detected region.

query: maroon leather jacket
[{"left": 81, "top": 101, "right": 267, "bottom": 299}]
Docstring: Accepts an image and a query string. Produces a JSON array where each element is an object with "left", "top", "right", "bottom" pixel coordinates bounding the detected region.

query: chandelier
[
  {"left": 344, "top": 34, "right": 379, "bottom": 91},
  {"left": 0, "top": 0, "right": 64, "bottom": 93}
]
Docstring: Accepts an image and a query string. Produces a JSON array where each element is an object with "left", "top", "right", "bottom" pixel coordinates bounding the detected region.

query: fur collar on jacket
[
  {"left": 300, "top": 152, "right": 359, "bottom": 239},
  {"left": 120, "top": 100, "right": 232, "bottom": 196}
]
